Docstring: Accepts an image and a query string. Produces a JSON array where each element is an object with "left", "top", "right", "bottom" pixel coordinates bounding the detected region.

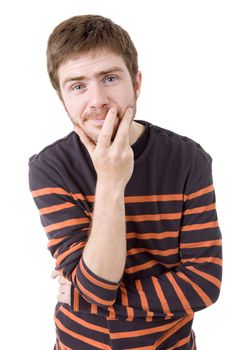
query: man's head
[{"left": 47, "top": 15, "right": 142, "bottom": 143}]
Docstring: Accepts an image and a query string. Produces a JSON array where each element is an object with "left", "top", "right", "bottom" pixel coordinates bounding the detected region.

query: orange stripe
[
  {"left": 180, "top": 239, "right": 222, "bottom": 249},
  {"left": 181, "top": 220, "right": 219, "bottom": 232},
  {"left": 181, "top": 256, "right": 222, "bottom": 266},
  {"left": 109, "top": 318, "right": 186, "bottom": 339},
  {"left": 151, "top": 277, "right": 173, "bottom": 317},
  {"left": 55, "top": 242, "right": 85, "bottom": 267},
  {"left": 127, "top": 231, "right": 179, "bottom": 240},
  {"left": 77, "top": 194, "right": 93, "bottom": 202},
  {"left": 119, "top": 283, "right": 135, "bottom": 321},
  {"left": 166, "top": 335, "right": 191, "bottom": 350},
  {"left": 56, "top": 338, "right": 73, "bottom": 350},
  {"left": 73, "top": 287, "right": 79, "bottom": 312},
  {"left": 184, "top": 184, "right": 214, "bottom": 201},
  {"left": 71, "top": 266, "right": 78, "bottom": 285},
  {"left": 54, "top": 314, "right": 111, "bottom": 349},
  {"left": 166, "top": 273, "right": 192, "bottom": 311},
  {"left": 44, "top": 217, "right": 89, "bottom": 233},
  {"left": 40, "top": 202, "right": 75, "bottom": 215},
  {"left": 31, "top": 187, "right": 88, "bottom": 202},
  {"left": 47, "top": 236, "right": 68, "bottom": 248},
  {"left": 125, "top": 259, "right": 180, "bottom": 274},
  {"left": 105, "top": 305, "right": 116, "bottom": 320},
  {"left": 32, "top": 188, "right": 212, "bottom": 205},
  {"left": 126, "top": 212, "right": 182, "bottom": 222},
  {"left": 80, "top": 257, "right": 119, "bottom": 290},
  {"left": 125, "top": 260, "right": 157, "bottom": 274},
  {"left": 125, "top": 194, "right": 183, "bottom": 203},
  {"left": 59, "top": 305, "right": 109, "bottom": 334},
  {"left": 135, "top": 279, "right": 154, "bottom": 321},
  {"left": 32, "top": 187, "right": 71, "bottom": 197},
  {"left": 153, "top": 314, "right": 194, "bottom": 348},
  {"left": 76, "top": 193, "right": 183, "bottom": 204},
  {"left": 59, "top": 341, "right": 68, "bottom": 350},
  {"left": 77, "top": 276, "right": 114, "bottom": 306},
  {"left": 91, "top": 302, "right": 98, "bottom": 315},
  {"left": 73, "top": 259, "right": 118, "bottom": 305},
  {"left": 47, "top": 227, "right": 89, "bottom": 248},
  {"left": 177, "top": 271, "right": 212, "bottom": 306},
  {"left": 186, "top": 266, "right": 222, "bottom": 289},
  {"left": 127, "top": 247, "right": 178, "bottom": 257},
  {"left": 183, "top": 203, "right": 216, "bottom": 215}
]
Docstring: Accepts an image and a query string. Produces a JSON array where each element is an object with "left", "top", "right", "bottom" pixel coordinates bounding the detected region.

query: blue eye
[
  {"left": 73, "top": 84, "right": 83, "bottom": 91},
  {"left": 105, "top": 76, "right": 117, "bottom": 83}
]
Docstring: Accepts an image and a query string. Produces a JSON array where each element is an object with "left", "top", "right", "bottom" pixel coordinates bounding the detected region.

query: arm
[
  {"left": 29, "top": 158, "right": 124, "bottom": 310},
  {"left": 82, "top": 180, "right": 126, "bottom": 283},
  {"left": 29, "top": 107, "right": 134, "bottom": 310},
  {"left": 110, "top": 144, "right": 222, "bottom": 318}
]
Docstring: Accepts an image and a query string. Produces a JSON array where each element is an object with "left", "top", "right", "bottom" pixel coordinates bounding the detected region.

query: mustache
[{"left": 83, "top": 108, "right": 121, "bottom": 120}]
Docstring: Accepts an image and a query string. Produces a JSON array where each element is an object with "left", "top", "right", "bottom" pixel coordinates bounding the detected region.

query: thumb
[{"left": 73, "top": 124, "right": 95, "bottom": 154}]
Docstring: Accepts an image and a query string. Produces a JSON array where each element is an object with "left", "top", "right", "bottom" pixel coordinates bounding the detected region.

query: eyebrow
[{"left": 62, "top": 66, "right": 125, "bottom": 87}]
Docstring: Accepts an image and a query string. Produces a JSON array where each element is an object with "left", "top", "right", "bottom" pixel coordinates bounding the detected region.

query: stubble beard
[{"left": 62, "top": 93, "right": 137, "bottom": 145}]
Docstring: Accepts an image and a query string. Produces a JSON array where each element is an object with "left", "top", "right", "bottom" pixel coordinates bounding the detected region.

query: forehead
[{"left": 58, "top": 49, "right": 128, "bottom": 84}]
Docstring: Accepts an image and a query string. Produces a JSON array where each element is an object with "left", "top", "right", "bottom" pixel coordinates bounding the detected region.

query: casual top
[{"left": 28, "top": 119, "right": 222, "bottom": 350}]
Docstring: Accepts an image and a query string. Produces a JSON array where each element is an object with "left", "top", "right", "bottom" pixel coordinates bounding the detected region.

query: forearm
[{"left": 82, "top": 180, "right": 127, "bottom": 283}]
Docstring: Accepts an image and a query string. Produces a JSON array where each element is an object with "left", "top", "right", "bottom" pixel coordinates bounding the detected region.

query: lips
[{"left": 91, "top": 119, "right": 105, "bottom": 125}]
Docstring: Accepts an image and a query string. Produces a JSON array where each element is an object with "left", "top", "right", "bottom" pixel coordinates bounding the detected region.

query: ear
[{"left": 134, "top": 71, "right": 142, "bottom": 99}]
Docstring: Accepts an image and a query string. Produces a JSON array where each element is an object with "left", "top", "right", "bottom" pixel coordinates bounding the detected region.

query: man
[{"left": 28, "top": 15, "right": 222, "bottom": 350}]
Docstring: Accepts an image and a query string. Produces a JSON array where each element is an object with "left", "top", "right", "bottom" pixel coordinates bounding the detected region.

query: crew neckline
[{"left": 131, "top": 120, "right": 150, "bottom": 160}]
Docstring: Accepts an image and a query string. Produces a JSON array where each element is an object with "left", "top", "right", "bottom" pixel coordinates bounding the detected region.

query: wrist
[{"left": 96, "top": 178, "right": 125, "bottom": 194}]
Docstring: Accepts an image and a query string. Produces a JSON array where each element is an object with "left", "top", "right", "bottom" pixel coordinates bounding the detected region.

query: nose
[{"left": 89, "top": 83, "right": 109, "bottom": 110}]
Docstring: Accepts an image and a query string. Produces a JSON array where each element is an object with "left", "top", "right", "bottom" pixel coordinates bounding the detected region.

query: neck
[{"left": 129, "top": 121, "right": 145, "bottom": 146}]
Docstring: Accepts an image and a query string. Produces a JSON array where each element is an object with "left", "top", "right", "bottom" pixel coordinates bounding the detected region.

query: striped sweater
[{"left": 28, "top": 120, "right": 222, "bottom": 349}]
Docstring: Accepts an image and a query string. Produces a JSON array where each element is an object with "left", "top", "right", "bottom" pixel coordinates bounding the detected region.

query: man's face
[{"left": 57, "top": 49, "right": 142, "bottom": 144}]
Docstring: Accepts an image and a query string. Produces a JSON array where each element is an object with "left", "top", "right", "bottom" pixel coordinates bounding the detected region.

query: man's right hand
[{"left": 74, "top": 107, "right": 134, "bottom": 189}]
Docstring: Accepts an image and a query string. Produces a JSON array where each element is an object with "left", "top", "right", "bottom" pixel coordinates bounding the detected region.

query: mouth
[
  {"left": 90, "top": 114, "right": 120, "bottom": 126},
  {"left": 91, "top": 119, "right": 105, "bottom": 125}
]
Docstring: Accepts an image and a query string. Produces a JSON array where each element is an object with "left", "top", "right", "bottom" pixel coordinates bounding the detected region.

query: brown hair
[{"left": 46, "top": 15, "right": 138, "bottom": 97}]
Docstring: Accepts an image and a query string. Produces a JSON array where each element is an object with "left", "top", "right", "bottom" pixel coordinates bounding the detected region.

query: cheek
[{"left": 64, "top": 99, "right": 83, "bottom": 120}]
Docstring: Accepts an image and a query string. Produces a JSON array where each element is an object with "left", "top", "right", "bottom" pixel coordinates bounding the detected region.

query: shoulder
[
  {"left": 151, "top": 123, "right": 212, "bottom": 162},
  {"left": 28, "top": 131, "right": 77, "bottom": 167}
]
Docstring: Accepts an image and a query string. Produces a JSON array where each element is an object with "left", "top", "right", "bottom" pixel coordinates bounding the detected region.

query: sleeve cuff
[{"left": 71, "top": 256, "right": 123, "bottom": 310}]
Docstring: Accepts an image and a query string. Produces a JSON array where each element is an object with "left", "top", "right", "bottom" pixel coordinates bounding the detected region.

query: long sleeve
[
  {"left": 28, "top": 153, "right": 122, "bottom": 310},
  {"left": 112, "top": 144, "right": 222, "bottom": 318}
]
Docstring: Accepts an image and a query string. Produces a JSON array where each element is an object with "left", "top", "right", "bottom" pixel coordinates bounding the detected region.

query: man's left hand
[{"left": 51, "top": 269, "right": 71, "bottom": 305}]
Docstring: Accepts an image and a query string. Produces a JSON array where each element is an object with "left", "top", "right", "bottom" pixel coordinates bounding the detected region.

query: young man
[{"left": 28, "top": 15, "right": 222, "bottom": 350}]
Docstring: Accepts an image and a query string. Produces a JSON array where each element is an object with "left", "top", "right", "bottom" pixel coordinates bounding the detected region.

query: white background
[{"left": 0, "top": 1, "right": 232, "bottom": 349}]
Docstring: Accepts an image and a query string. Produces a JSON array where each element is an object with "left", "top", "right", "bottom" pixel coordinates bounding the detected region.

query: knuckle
[
  {"left": 110, "top": 150, "right": 120, "bottom": 161},
  {"left": 101, "top": 131, "right": 111, "bottom": 139}
]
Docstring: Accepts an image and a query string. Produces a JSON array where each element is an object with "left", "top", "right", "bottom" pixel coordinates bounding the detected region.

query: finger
[
  {"left": 74, "top": 124, "right": 96, "bottom": 154},
  {"left": 57, "top": 294, "right": 64, "bottom": 302},
  {"left": 51, "top": 269, "right": 61, "bottom": 279},
  {"left": 58, "top": 276, "right": 66, "bottom": 285},
  {"left": 97, "top": 106, "right": 118, "bottom": 147},
  {"left": 113, "top": 107, "right": 134, "bottom": 145},
  {"left": 57, "top": 294, "right": 70, "bottom": 305},
  {"left": 59, "top": 285, "right": 65, "bottom": 293},
  {"left": 58, "top": 275, "right": 71, "bottom": 285}
]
